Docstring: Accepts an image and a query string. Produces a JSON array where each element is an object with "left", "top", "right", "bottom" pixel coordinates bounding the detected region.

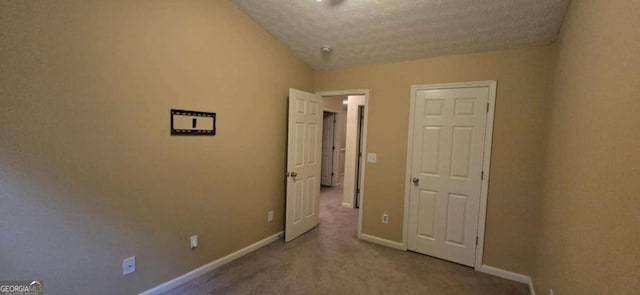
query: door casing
[{"left": 402, "top": 81, "right": 497, "bottom": 270}]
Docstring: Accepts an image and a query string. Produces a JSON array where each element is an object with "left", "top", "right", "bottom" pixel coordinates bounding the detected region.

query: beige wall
[
  {"left": 323, "top": 96, "right": 346, "bottom": 112},
  {"left": 0, "top": 1, "right": 313, "bottom": 294},
  {"left": 533, "top": 1, "right": 640, "bottom": 294},
  {"left": 315, "top": 46, "right": 557, "bottom": 274},
  {"left": 4, "top": 0, "right": 638, "bottom": 293}
]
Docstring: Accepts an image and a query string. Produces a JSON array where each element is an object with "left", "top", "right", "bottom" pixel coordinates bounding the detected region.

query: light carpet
[{"left": 164, "top": 185, "right": 528, "bottom": 295}]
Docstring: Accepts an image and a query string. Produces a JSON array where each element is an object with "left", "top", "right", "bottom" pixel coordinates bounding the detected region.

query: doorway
[
  {"left": 317, "top": 90, "right": 369, "bottom": 239},
  {"left": 285, "top": 89, "right": 369, "bottom": 243}
]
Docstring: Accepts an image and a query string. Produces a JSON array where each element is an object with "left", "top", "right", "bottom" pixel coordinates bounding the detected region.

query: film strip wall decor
[{"left": 170, "top": 109, "right": 216, "bottom": 136}]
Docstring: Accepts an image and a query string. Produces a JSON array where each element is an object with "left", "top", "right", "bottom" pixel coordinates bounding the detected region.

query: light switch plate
[
  {"left": 367, "top": 153, "right": 377, "bottom": 163},
  {"left": 123, "top": 256, "right": 136, "bottom": 275},
  {"left": 190, "top": 235, "right": 198, "bottom": 249}
]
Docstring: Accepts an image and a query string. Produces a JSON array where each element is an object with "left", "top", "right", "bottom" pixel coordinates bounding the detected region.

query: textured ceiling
[{"left": 232, "top": 0, "right": 571, "bottom": 70}]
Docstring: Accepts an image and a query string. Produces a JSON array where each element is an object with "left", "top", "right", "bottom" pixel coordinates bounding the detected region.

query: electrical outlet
[
  {"left": 367, "top": 153, "right": 377, "bottom": 163},
  {"left": 382, "top": 213, "right": 389, "bottom": 224},
  {"left": 123, "top": 256, "right": 136, "bottom": 275},
  {"left": 190, "top": 235, "right": 198, "bottom": 249},
  {"left": 549, "top": 289, "right": 554, "bottom": 295},
  {"left": 267, "top": 211, "right": 274, "bottom": 222}
]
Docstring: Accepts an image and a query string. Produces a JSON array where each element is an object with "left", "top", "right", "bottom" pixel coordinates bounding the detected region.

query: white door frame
[
  {"left": 317, "top": 89, "right": 370, "bottom": 239},
  {"left": 322, "top": 108, "right": 340, "bottom": 186},
  {"left": 402, "top": 81, "right": 497, "bottom": 270}
]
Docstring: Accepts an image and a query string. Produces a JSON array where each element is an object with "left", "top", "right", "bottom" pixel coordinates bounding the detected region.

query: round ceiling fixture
[{"left": 320, "top": 46, "right": 333, "bottom": 54}]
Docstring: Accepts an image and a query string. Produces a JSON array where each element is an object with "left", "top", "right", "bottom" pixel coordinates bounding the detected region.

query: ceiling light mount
[{"left": 320, "top": 46, "right": 333, "bottom": 54}]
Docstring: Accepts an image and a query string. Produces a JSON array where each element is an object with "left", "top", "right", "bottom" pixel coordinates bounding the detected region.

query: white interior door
[
  {"left": 286, "top": 88, "right": 322, "bottom": 242},
  {"left": 407, "top": 86, "right": 489, "bottom": 267},
  {"left": 321, "top": 113, "right": 335, "bottom": 186}
]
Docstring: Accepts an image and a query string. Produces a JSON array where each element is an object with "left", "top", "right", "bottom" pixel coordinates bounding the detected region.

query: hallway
[{"left": 165, "top": 185, "right": 527, "bottom": 294}]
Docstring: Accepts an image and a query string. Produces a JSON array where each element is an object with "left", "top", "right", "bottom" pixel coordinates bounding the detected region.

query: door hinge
[
  {"left": 486, "top": 103, "right": 490, "bottom": 112},
  {"left": 334, "top": 119, "right": 337, "bottom": 123},
  {"left": 476, "top": 236, "right": 479, "bottom": 245},
  {"left": 332, "top": 146, "right": 335, "bottom": 150},
  {"left": 356, "top": 188, "right": 360, "bottom": 194},
  {"left": 481, "top": 170, "right": 484, "bottom": 180},
  {"left": 331, "top": 172, "right": 334, "bottom": 176}
]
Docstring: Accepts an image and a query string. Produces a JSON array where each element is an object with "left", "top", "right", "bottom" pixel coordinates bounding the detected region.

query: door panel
[
  {"left": 450, "top": 127, "right": 473, "bottom": 179},
  {"left": 421, "top": 126, "right": 441, "bottom": 176},
  {"left": 305, "top": 177, "right": 316, "bottom": 217},
  {"left": 445, "top": 193, "right": 468, "bottom": 245},
  {"left": 294, "top": 123, "right": 305, "bottom": 166},
  {"left": 293, "top": 181, "right": 303, "bottom": 223},
  {"left": 417, "top": 190, "right": 437, "bottom": 239},
  {"left": 306, "top": 124, "right": 318, "bottom": 165},
  {"left": 286, "top": 88, "right": 322, "bottom": 242},
  {"left": 407, "top": 86, "right": 489, "bottom": 267}
]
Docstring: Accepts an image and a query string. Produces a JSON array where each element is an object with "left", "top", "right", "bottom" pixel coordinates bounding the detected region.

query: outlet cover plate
[{"left": 123, "top": 256, "right": 136, "bottom": 275}]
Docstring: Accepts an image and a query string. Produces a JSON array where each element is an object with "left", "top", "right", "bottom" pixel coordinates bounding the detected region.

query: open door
[{"left": 286, "top": 88, "right": 323, "bottom": 242}]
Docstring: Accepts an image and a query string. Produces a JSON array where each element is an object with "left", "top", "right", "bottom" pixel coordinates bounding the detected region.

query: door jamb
[
  {"left": 354, "top": 106, "right": 365, "bottom": 208},
  {"left": 402, "top": 81, "right": 497, "bottom": 270},
  {"left": 317, "top": 89, "right": 370, "bottom": 240}
]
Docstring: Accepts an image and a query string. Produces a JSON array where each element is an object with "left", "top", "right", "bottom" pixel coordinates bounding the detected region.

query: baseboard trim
[
  {"left": 140, "top": 231, "right": 283, "bottom": 295},
  {"left": 341, "top": 202, "right": 353, "bottom": 208},
  {"left": 479, "top": 265, "right": 529, "bottom": 284},
  {"left": 360, "top": 234, "right": 405, "bottom": 250}
]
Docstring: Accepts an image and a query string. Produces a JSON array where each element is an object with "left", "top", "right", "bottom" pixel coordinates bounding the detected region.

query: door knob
[
  {"left": 290, "top": 172, "right": 298, "bottom": 177},
  {"left": 412, "top": 177, "right": 419, "bottom": 184}
]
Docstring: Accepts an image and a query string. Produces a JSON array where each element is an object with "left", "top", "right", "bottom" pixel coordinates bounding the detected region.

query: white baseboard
[
  {"left": 360, "top": 233, "right": 405, "bottom": 250},
  {"left": 342, "top": 202, "right": 353, "bottom": 208},
  {"left": 479, "top": 265, "right": 530, "bottom": 284},
  {"left": 140, "top": 231, "right": 283, "bottom": 295}
]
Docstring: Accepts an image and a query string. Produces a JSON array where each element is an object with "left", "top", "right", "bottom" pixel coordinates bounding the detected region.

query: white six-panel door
[
  {"left": 407, "top": 85, "right": 490, "bottom": 267},
  {"left": 286, "top": 89, "right": 323, "bottom": 242}
]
